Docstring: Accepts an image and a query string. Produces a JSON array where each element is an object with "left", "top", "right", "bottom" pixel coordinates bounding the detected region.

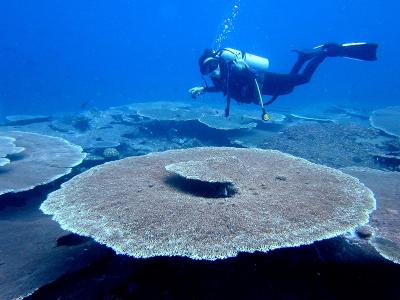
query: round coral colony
[
  {"left": 41, "top": 147, "right": 376, "bottom": 260},
  {"left": 0, "top": 131, "right": 85, "bottom": 196}
]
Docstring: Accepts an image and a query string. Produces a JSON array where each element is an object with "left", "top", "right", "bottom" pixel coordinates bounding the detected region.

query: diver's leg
[
  {"left": 290, "top": 48, "right": 326, "bottom": 74},
  {"left": 295, "top": 52, "right": 327, "bottom": 85},
  {"left": 289, "top": 57, "right": 307, "bottom": 75},
  {"left": 262, "top": 72, "right": 297, "bottom": 96},
  {"left": 261, "top": 52, "right": 326, "bottom": 96}
]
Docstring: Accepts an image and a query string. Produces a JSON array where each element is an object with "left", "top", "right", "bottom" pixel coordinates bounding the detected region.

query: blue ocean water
[{"left": 0, "top": 0, "right": 399, "bottom": 114}]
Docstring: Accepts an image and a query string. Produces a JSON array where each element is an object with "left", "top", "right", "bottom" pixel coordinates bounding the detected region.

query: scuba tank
[{"left": 218, "top": 48, "right": 270, "bottom": 72}]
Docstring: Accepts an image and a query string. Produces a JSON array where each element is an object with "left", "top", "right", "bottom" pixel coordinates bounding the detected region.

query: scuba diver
[{"left": 189, "top": 43, "right": 378, "bottom": 121}]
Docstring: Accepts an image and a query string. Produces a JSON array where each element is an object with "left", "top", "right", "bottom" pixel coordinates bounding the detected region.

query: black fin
[
  {"left": 340, "top": 43, "right": 378, "bottom": 61},
  {"left": 321, "top": 43, "right": 378, "bottom": 61}
]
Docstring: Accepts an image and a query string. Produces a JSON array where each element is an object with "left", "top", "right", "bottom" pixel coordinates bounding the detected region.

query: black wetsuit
[{"left": 204, "top": 51, "right": 327, "bottom": 106}]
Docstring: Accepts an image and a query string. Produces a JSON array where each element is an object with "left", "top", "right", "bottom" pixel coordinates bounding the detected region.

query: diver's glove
[{"left": 189, "top": 86, "right": 205, "bottom": 98}]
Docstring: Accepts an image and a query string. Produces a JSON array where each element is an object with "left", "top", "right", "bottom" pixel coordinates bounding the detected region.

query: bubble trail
[{"left": 212, "top": 1, "right": 241, "bottom": 50}]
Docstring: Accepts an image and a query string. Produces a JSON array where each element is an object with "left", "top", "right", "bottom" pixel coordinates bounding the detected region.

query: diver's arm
[
  {"left": 189, "top": 85, "right": 219, "bottom": 98},
  {"left": 203, "top": 86, "right": 219, "bottom": 92}
]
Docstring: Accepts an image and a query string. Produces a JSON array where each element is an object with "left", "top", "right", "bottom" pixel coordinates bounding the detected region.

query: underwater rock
[
  {"left": 355, "top": 225, "right": 374, "bottom": 239},
  {"left": 118, "top": 134, "right": 205, "bottom": 158},
  {"left": 287, "top": 113, "right": 334, "bottom": 123},
  {"left": 0, "top": 103, "right": 263, "bottom": 156},
  {"left": 109, "top": 111, "right": 139, "bottom": 125},
  {"left": 56, "top": 233, "right": 92, "bottom": 247},
  {"left": 41, "top": 147, "right": 375, "bottom": 260},
  {"left": 280, "top": 103, "right": 370, "bottom": 125},
  {"left": 261, "top": 122, "right": 383, "bottom": 168},
  {"left": 324, "top": 105, "right": 370, "bottom": 120},
  {"left": 49, "top": 119, "right": 75, "bottom": 133},
  {"left": 120, "top": 126, "right": 141, "bottom": 139},
  {"left": 235, "top": 107, "right": 286, "bottom": 124},
  {"left": 341, "top": 167, "right": 400, "bottom": 264},
  {"left": 3, "top": 114, "right": 51, "bottom": 125},
  {"left": 80, "top": 138, "right": 121, "bottom": 151},
  {"left": 72, "top": 115, "right": 92, "bottom": 132},
  {"left": 51, "top": 124, "right": 125, "bottom": 151},
  {"left": 229, "top": 129, "right": 280, "bottom": 148},
  {"left": 354, "top": 135, "right": 394, "bottom": 148},
  {"left": 136, "top": 104, "right": 196, "bottom": 122},
  {"left": 370, "top": 106, "right": 400, "bottom": 137},
  {"left": 84, "top": 153, "right": 105, "bottom": 162},
  {"left": 372, "top": 152, "right": 400, "bottom": 172},
  {"left": 197, "top": 113, "right": 257, "bottom": 130},
  {"left": 0, "top": 131, "right": 85, "bottom": 196},
  {"left": 59, "top": 110, "right": 116, "bottom": 133},
  {"left": 0, "top": 191, "right": 108, "bottom": 300},
  {"left": 49, "top": 109, "right": 125, "bottom": 135},
  {"left": 25, "top": 234, "right": 400, "bottom": 300}
]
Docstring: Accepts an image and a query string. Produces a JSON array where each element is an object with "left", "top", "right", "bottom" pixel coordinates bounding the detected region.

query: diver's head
[{"left": 199, "top": 49, "right": 219, "bottom": 75}]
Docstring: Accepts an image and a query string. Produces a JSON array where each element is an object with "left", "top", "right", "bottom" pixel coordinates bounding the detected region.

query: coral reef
[
  {"left": 0, "top": 136, "right": 25, "bottom": 166},
  {"left": 165, "top": 157, "right": 239, "bottom": 198},
  {"left": 103, "top": 147, "right": 120, "bottom": 159},
  {"left": 2, "top": 102, "right": 397, "bottom": 171},
  {"left": 373, "top": 152, "right": 400, "bottom": 171},
  {"left": 41, "top": 147, "right": 375, "bottom": 260},
  {"left": 0, "top": 102, "right": 288, "bottom": 161},
  {"left": 3, "top": 114, "right": 51, "bottom": 125},
  {"left": 133, "top": 101, "right": 284, "bottom": 130},
  {"left": 0, "top": 190, "right": 108, "bottom": 300},
  {"left": 261, "top": 122, "right": 384, "bottom": 168},
  {"left": 370, "top": 106, "right": 400, "bottom": 137},
  {"left": 0, "top": 131, "right": 85, "bottom": 196},
  {"left": 287, "top": 113, "right": 334, "bottom": 123},
  {"left": 166, "top": 157, "right": 237, "bottom": 184},
  {"left": 341, "top": 167, "right": 400, "bottom": 264}
]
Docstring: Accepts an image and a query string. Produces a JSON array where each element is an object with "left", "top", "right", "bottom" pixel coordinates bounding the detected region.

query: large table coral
[
  {"left": 0, "top": 131, "right": 86, "bottom": 196},
  {"left": 0, "top": 136, "right": 25, "bottom": 166},
  {"left": 370, "top": 106, "right": 400, "bottom": 137},
  {"left": 342, "top": 167, "right": 400, "bottom": 264},
  {"left": 132, "top": 101, "right": 285, "bottom": 130},
  {"left": 41, "top": 147, "right": 375, "bottom": 260}
]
